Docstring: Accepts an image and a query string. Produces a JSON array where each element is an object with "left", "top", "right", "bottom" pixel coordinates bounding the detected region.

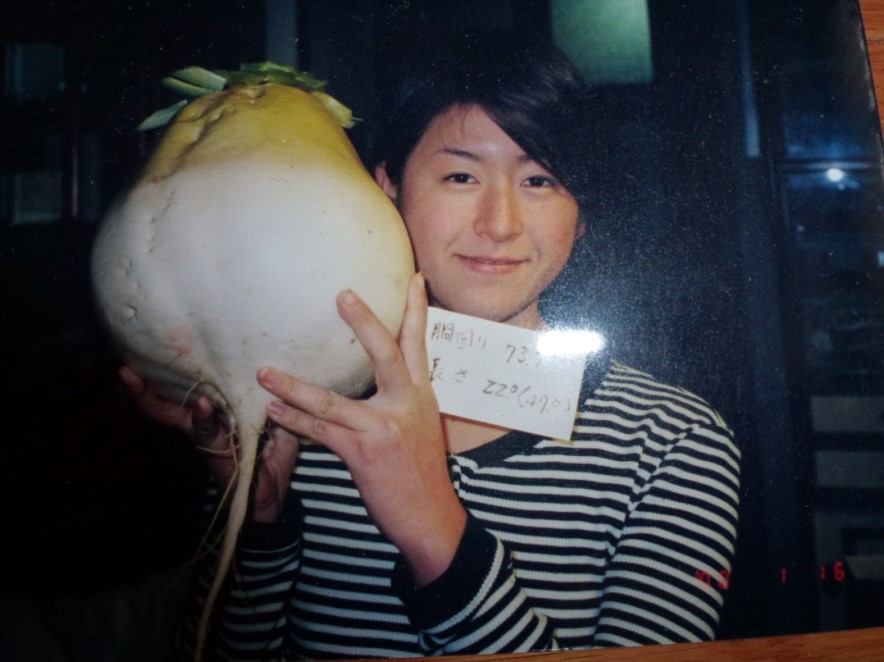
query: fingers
[
  {"left": 258, "top": 367, "right": 366, "bottom": 442},
  {"left": 264, "top": 424, "right": 302, "bottom": 478},
  {"left": 336, "top": 287, "right": 411, "bottom": 393},
  {"left": 250, "top": 424, "right": 301, "bottom": 523},
  {"left": 191, "top": 396, "right": 224, "bottom": 447},
  {"left": 398, "top": 273, "right": 431, "bottom": 386},
  {"left": 257, "top": 275, "right": 432, "bottom": 446},
  {"left": 118, "top": 365, "right": 190, "bottom": 430},
  {"left": 119, "top": 365, "right": 229, "bottom": 449},
  {"left": 118, "top": 364, "right": 145, "bottom": 393}
]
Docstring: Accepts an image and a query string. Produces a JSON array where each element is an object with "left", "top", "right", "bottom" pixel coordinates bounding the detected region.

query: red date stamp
[{"left": 695, "top": 561, "right": 848, "bottom": 590}]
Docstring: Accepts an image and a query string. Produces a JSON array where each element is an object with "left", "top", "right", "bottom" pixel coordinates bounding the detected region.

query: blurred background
[{"left": 1, "top": 0, "right": 883, "bottom": 651}]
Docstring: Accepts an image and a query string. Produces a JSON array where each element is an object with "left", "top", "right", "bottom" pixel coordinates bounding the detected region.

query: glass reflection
[{"left": 1, "top": 0, "right": 883, "bottom": 653}]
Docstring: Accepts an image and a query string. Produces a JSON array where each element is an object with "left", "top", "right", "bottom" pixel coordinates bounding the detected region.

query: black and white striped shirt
[{"left": 188, "top": 360, "right": 740, "bottom": 661}]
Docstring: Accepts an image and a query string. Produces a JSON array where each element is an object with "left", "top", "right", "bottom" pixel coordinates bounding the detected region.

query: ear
[
  {"left": 374, "top": 162, "right": 399, "bottom": 202},
  {"left": 575, "top": 220, "right": 587, "bottom": 241}
]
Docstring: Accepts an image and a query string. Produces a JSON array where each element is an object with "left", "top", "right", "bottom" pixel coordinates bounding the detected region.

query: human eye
[
  {"left": 443, "top": 172, "right": 477, "bottom": 184},
  {"left": 523, "top": 175, "right": 558, "bottom": 188}
]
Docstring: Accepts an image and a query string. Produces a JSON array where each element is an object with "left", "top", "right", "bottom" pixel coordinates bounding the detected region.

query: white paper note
[{"left": 425, "top": 307, "right": 602, "bottom": 440}]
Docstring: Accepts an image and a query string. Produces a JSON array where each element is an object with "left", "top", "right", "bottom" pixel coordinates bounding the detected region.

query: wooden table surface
[
  {"left": 863, "top": 0, "right": 884, "bottom": 134},
  {"left": 436, "top": 624, "right": 884, "bottom": 661},
  {"left": 372, "top": 4, "right": 884, "bottom": 661}
]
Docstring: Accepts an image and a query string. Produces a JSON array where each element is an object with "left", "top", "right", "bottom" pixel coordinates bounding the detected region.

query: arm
[
  {"left": 391, "top": 513, "right": 558, "bottom": 654},
  {"left": 178, "top": 484, "right": 303, "bottom": 662},
  {"left": 392, "top": 421, "right": 739, "bottom": 654},
  {"left": 119, "top": 369, "right": 303, "bottom": 660},
  {"left": 260, "top": 274, "right": 556, "bottom": 655},
  {"left": 118, "top": 368, "right": 298, "bottom": 523},
  {"left": 390, "top": 389, "right": 739, "bottom": 653},
  {"left": 592, "top": 420, "right": 741, "bottom": 645},
  {"left": 259, "top": 273, "right": 468, "bottom": 587}
]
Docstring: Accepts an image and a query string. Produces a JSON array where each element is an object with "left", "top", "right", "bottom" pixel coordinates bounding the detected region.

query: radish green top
[{"left": 139, "top": 62, "right": 356, "bottom": 130}]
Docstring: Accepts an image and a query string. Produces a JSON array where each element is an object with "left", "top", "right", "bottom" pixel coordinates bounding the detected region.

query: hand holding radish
[
  {"left": 119, "top": 366, "right": 300, "bottom": 523},
  {"left": 259, "top": 273, "right": 468, "bottom": 586},
  {"left": 90, "top": 65, "right": 416, "bottom": 659}
]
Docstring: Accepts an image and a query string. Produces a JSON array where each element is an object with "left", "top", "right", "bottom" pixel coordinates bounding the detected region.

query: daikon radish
[{"left": 90, "top": 64, "right": 414, "bottom": 660}]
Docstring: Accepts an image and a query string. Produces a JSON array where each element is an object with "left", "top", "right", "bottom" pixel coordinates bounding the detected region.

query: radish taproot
[{"left": 90, "top": 64, "right": 414, "bottom": 659}]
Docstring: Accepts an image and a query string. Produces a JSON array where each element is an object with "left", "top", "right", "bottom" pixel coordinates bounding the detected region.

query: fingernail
[
  {"left": 267, "top": 400, "right": 285, "bottom": 418},
  {"left": 257, "top": 366, "right": 278, "bottom": 386},
  {"left": 339, "top": 289, "right": 358, "bottom": 308}
]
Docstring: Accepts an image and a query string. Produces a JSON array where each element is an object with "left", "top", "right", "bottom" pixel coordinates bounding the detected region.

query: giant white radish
[{"left": 90, "top": 64, "right": 414, "bottom": 660}]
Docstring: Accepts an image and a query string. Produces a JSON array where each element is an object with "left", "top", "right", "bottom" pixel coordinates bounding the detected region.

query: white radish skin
[{"left": 91, "top": 85, "right": 414, "bottom": 660}]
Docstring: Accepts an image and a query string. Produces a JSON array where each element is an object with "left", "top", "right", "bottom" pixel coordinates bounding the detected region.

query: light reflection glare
[
  {"left": 826, "top": 167, "right": 845, "bottom": 183},
  {"left": 537, "top": 329, "right": 606, "bottom": 356}
]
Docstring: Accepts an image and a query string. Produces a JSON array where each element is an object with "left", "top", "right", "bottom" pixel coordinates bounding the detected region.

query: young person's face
[{"left": 377, "top": 105, "right": 584, "bottom": 329}]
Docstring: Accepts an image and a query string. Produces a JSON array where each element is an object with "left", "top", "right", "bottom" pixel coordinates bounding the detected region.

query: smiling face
[{"left": 376, "top": 105, "right": 583, "bottom": 330}]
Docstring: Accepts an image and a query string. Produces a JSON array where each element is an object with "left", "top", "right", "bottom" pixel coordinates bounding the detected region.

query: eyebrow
[
  {"left": 439, "top": 146, "right": 481, "bottom": 161},
  {"left": 438, "top": 146, "right": 534, "bottom": 163}
]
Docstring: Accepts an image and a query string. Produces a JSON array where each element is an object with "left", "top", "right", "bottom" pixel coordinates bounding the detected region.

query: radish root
[{"left": 193, "top": 404, "right": 264, "bottom": 662}]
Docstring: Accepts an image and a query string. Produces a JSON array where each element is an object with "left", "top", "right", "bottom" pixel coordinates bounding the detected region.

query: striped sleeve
[
  {"left": 587, "top": 366, "right": 741, "bottom": 645},
  {"left": 214, "top": 537, "right": 302, "bottom": 660},
  {"left": 391, "top": 513, "right": 557, "bottom": 655},
  {"left": 177, "top": 488, "right": 303, "bottom": 662}
]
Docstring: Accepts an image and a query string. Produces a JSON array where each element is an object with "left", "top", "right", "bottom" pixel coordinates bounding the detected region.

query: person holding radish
[{"left": 123, "top": 30, "right": 740, "bottom": 661}]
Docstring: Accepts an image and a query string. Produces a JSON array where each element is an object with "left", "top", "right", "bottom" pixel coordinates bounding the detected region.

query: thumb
[{"left": 191, "top": 396, "right": 224, "bottom": 446}]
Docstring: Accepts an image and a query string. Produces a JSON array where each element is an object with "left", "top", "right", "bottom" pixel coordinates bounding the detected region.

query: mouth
[{"left": 457, "top": 254, "right": 528, "bottom": 275}]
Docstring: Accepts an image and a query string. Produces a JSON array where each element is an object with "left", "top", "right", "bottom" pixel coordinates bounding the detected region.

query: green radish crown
[{"left": 138, "top": 62, "right": 356, "bottom": 131}]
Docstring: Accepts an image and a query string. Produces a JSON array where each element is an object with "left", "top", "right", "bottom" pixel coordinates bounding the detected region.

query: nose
[{"left": 474, "top": 182, "right": 523, "bottom": 241}]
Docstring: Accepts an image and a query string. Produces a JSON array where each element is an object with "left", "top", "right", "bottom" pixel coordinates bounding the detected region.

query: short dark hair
[{"left": 373, "top": 30, "right": 598, "bottom": 217}]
